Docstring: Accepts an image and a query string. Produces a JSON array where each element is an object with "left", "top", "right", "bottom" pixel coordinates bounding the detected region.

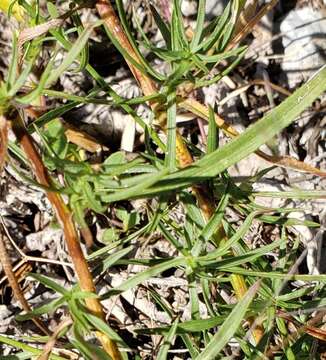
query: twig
[
  {"left": 0, "top": 216, "right": 74, "bottom": 268},
  {"left": 0, "top": 230, "right": 50, "bottom": 335},
  {"left": 37, "top": 317, "right": 73, "bottom": 360}
]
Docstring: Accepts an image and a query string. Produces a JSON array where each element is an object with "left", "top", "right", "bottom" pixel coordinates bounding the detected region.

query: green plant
[{"left": 0, "top": 0, "right": 325, "bottom": 359}]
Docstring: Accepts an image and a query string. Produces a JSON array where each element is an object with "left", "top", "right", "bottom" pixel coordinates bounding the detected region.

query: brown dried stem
[
  {"left": 10, "top": 113, "right": 122, "bottom": 360},
  {"left": 37, "top": 317, "right": 73, "bottom": 360},
  {"left": 0, "top": 228, "right": 50, "bottom": 335},
  {"left": 227, "top": 0, "right": 279, "bottom": 50}
]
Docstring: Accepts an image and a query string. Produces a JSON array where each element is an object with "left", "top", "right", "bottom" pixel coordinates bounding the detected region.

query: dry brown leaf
[
  {"left": 234, "top": 0, "right": 259, "bottom": 36},
  {"left": 278, "top": 310, "right": 326, "bottom": 342},
  {"left": 305, "top": 325, "right": 326, "bottom": 342},
  {"left": 18, "top": 19, "right": 64, "bottom": 66},
  {"left": 64, "top": 126, "right": 102, "bottom": 153},
  {"left": 257, "top": 151, "right": 326, "bottom": 177},
  {"left": 228, "top": 0, "right": 279, "bottom": 50}
]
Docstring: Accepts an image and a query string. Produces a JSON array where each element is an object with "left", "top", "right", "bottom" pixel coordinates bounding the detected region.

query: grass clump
[{"left": 0, "top": 0, "right": 325, "bottom": 359}]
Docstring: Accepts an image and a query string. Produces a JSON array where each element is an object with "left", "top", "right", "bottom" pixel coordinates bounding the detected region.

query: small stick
[
  {"left": 0, "top": 216, "right": 74, "bottom": 268},
  {"left": 37, "top": 317, "right": 73, "bottom": 360},
  {"left": 0, "top": 230, "right": 50, "bottom": 335}
]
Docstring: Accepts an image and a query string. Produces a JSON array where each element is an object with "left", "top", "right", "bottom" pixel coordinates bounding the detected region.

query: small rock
[
  {"left": 280, "top": 7, "right": 326, "bottom": 88},
  {"left": 205, "top": 0, "right": 227, "bottom": 18}
]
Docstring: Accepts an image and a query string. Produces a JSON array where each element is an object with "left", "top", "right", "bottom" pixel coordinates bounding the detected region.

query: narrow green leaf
[
  {"left": 197, "top": 46, "right": 246, "bottom": 63},
  {"left": 201, "top": 279, "right": 217, "bottom": 317},
  {"left": 159, "top": 221, "right": 187, "bottom": 254},
  {"left": 157, "top": 318, "right": 179, "bottom": 360},
  {"left": 196, "top": 281, "right": 260, "bottom": 359},
  {"left": 219, "top": 0, "right": 240, "bottom": 50},
  {"left": 16, "top": 297, "right": 65, "bottom": 321},
  {"left": 172, "top": 0, "right": 188, "bottom": 50},
  {"left": 101, "top": 257, "right": 185, "bottom": 298},
  {"left": 8, "top": 53, "right": 37, "bottom": 97},
  {"left": 29, "top": 273, "right": 69, "bottom": 295},
  {"left": 194, "top": 2, "right": 231, "bottom": 53},
  {"left": 17, "top": 55, "right": 55, "bottom": 104},
  {"left": 85, "top": 313, "right": 129, "bottom": 360},
  {"left": 199, "top": 211, "right": 260, "bottom": 260},
  {"left": 71, "top": 12, "right": 89, "bottom": 72},
  {"left": 72, "top": 324, "right": 111, "bottom": 360},
  {"left": 190, "top": 0, "right": 206, "bottom": 49},
  {"left": 207, "top": 105, "right": 218, "bottom": 154},
  {"left": 200, "top": 190, "right": 229, "bottom": 242},
  {"left": 253, "top": 190, "right": 326, "bottom": 200},
  {"left": 201, "top": 238, "right": 284, "bottom": 268},
  {"left": 150, "top": 4, "right": 172, "bottom": 49},
  {"left": 0, "top": 335, "right": 66, "bottom": 360},
  {"left": 46, "top": 22, "right": 101, "bottom": 87},
  {"left": 102, "top": 168, "right": 169, "bottom": 203},
  {"left": 136, "top": 314, "right": 225, "bottom": 335},
  {"left": 225, "top": 269, "right": 326, "bottom": 281},
  {"left": 28, "top": 101, "right": 78, "bottom": 130},
  {"left": 6, "top": 32, "right": 18, "bottom": 93},
  {"left": 101, "top": 246, "right": 134, "bottom": 272},
  {"left": 195, "top": 48, "right": 246, "bottom": 88}
]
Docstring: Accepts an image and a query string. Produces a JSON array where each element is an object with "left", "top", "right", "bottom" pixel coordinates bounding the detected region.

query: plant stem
[
  {"left": 95, "top": 0, "right": 263, "bottom": 345},
  {"left": 10, "top": 113, "right": 122, "bottom": 360},
  {"left": 0, "top": 115, "right": 8, "bottom": 172},
  {"left": 96, "top": 0, "right": 212, "bottom": 218}
]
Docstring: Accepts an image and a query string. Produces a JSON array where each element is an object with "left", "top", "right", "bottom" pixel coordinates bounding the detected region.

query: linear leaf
[
  {"left": 207, "top": 105, "right": 218, "bottom": 153},
  {"left": 196, "top": 281, "right": 260, "bottom": 359},
  {"left": 101, "top": 257, "right": 185, "bottom": 298},
  {"left": 190, "top": 0, "right": 206, "bottom": 49},
  {"left": 45, "top": 22, "right": 101, "bottom": 87},
  {"left": 157, "top": 318, "right": 179, "bottom": 360}
]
